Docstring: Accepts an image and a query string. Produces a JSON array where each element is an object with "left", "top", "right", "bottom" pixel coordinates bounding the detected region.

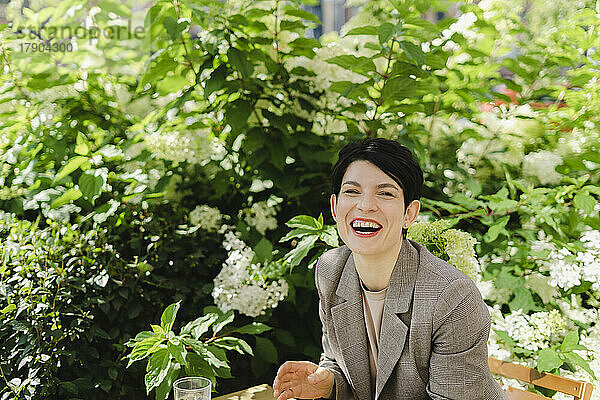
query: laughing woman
[{"left": 272, "top": 138, "right": 508, "bottom": 400}]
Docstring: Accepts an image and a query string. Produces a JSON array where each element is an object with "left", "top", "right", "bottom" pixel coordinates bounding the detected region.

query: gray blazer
[{"left": 315, "top": 238, "right": 508, "bottom": 400}]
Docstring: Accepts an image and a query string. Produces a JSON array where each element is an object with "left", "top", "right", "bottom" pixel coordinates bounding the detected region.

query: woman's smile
[{"left": 349, "top": 217, "right": 383, "bottom": 237}]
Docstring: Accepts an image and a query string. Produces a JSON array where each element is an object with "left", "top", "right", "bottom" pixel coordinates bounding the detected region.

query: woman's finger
[{"left": 277, "top": 386, "right": 297, "bottom": 400}]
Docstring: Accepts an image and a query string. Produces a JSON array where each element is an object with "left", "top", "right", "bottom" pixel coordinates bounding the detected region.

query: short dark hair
[{"left": 331, "top": 138, "right": 423, "bottom": 207}]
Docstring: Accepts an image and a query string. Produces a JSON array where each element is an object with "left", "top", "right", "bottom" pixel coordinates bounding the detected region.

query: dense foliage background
[{"left": 1, "top": 0, "right": 599, "bottom": 399}]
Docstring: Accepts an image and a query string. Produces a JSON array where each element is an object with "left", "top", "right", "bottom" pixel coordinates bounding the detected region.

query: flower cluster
[
  {"left": 407, "top": 220, "right": 481, "bottom": 280},
  {"left": 240, "top": 201, "right": 278, "bottom": 235},
  {"left": 144, "top": 127, "right": 212, "bottom": 164},
  {"left": 189, "top": 205, "right": 222, "bottom": 232},
  {"left": 578, "top": 230, "right": 600, "bottom": 292},
  {"left": 530, "top": 231, "right": 600, "bottom": 293},
  {"left": 492, "top": 308, "right": 568, "bottom": 352},
  {"left": 522, "top": 150, "right": 563, "bottom": 185},
  {"left": 456, "top": 105, "right": 542, "bottom": 174},
  {"left": 212, "top": 229, "right": 288, "bottom": 317},
  {"left": 442, "top": 228, "right": 481, "bottom": 281}
]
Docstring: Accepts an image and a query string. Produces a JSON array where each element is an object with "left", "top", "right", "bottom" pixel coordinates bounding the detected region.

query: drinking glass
[{"left": 173, "top": 377, "right": 211, "bottom": 400}]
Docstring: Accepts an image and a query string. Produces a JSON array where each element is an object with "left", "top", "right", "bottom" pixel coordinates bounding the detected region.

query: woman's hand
[{"left": 272, "top": 360, "right": 334, "bottom": 400}]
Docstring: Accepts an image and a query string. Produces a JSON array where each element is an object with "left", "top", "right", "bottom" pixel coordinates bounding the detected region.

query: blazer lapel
[
  {"left": 331, "top": 254, "right": 372, "bottom": 400},
  {"left": 375, "top": 239, "right": 419, "bottom": 399}
]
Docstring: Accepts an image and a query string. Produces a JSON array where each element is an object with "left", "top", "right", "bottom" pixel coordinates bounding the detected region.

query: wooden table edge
[{"left": 213, "top": 384, "right": 274, "bottom": 400}]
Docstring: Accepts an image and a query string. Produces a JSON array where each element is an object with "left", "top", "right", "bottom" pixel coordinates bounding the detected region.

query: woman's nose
[{"left": 357, "top": 194, "right": 377, "bottom": 211}]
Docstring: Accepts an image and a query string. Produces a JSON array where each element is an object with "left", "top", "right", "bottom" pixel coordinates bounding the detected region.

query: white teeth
[{"left": 351, "top": 220, "right": 382, "bottom": 229}]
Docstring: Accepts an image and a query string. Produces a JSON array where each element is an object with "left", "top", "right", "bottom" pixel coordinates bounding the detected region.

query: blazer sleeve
[
  {"left": 315, "top": 259, "right": 355, "bottom": 400},
  {"left": 426, "top": 278, "right": 496, "bottom": 400}
]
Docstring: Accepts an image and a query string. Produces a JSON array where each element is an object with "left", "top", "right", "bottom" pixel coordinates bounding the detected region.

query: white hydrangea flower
[
  {"left": 144, "top": 128, "right": 212, "bottom": 164},
  {"left": 494, "top": 309, "right": 568, "bottom": 352},
  {"left": 557, "top": 296, "right": 598, "bottom": 325},
  {"left": 548, "top": 258, "right": 581, "bottom": 291},
  {"left": 189, "top": 205, "right": 222, "bottom": 232},
  {"left": 476, "top": 279, "right": 513, "bottom": 304},
  {"left": 42, "top": 203, "right": 81, "bottom": 224},
  {"left": 241, "top": 201, "right": 278, "bottom": 235},
  {"left": 212, "top": 229, "right": 288, "bottom": 317},
  {"left": 522, "top": 150, "right": 563, "bottom": 185},
  {"left": 442, "top": 12, "right": 479, "bottom": 40},
  {"left": 441, "top": 228, "right": 481, "bottom": 280}
]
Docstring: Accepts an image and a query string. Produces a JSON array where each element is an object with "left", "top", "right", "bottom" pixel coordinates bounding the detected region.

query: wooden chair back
[{"left": 488, "top": 357, "right": 594, "bottom": 400}]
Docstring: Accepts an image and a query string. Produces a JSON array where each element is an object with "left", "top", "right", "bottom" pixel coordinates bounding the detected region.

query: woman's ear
[
  {"left": 404, "top": 199, "right": 420, "bottom": 228},
  {"left": 330, "top": 194, "right": 337, "bottom": 220}
]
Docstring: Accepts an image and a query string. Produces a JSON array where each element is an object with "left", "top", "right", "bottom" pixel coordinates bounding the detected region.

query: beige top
[{"left": 360, "top": 281, "right": 387, "bottom": 394}]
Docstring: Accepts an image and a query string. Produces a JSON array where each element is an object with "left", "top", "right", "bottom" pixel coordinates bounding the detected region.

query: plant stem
[
  {"left": 369, "top": 38, "right": 397, "bottom": 136},
  {"left": 174, "top": 0, "right": 199, "bottom": 77}
]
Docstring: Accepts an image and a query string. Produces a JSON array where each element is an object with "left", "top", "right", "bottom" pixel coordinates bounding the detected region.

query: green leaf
[
  {"left": 204, "top": 345, "right": 230, "bottom": 370},
  {"left": 283, "top": 235, "right": 318, "bottom": 268},
  {"left": 289, "top": 37, "right": 322, "bottom": 58},
  {"left": 319, "top": 225, "right": 339, "bottom": 247},
  {"left": 495, "top": 268, "right": 522, "bottom": 290},
  {"left": 228, "top": 47, "right": 254, "bottom": 79},
  {"left": 345, "top": 26, "right": 378, "bottom": 36},
  {"left": 325, "top": 55, "right": 376, "bottom": 77},
  {"left": 180, "top": 313, "right": 219, "bottom": 339},
  {"left": 275, "top": 329, "right": 296, "bottom": 347},
  {"left": 51, "top": 188, "right": 83, "bottom": 209},
  {"left": 139, "top": 54, "right": 178, "bottom": 92},
  {"left": 537, "top": 348, "right": 563, "bottom": 372},
  {"left": 154, "top": 361, "right": 180, "bottom": 400},
  {"left": 163, "top": 16, "right": 189, "bottom": 40},
  {"left": 234, "top": 322, "right": 272, "bottom": 335},
  {"left": 145, "top": 348, "right": 170, "bottom": 392},
  {"left": 280, "top": 20, "right": 306, "bottom": 31},
  {"left": 282, "top": 5, "right": 320, "bottom": 23},
  {"left": 184, "top": 352, "right": 215, "bottom": 384},
  {"left": 212, "top": 309, "right": 235, "bottom": 335},
  {"left": 391, "top": 61, "right": 427, "bottom": 78},
  {"left": 225, "top": 99, "right": 252, "bottom": 132},
  {"left": 494, "top": 330, "right": 516, "bottom": 347},
  {"left": 254, "top": 238, "right": 273, "bottom": 263},
  {"left": 378, "top": 22, "right": 395, "bottom": 45},
  {"left": 509, "top": 287, "right": 537, "bottom": 313},
  {"left": 574, "top": 194, "right": 596, "bottom": 215},
  {"left": 128, "top": 335, "right": 164, "bottom": 367},
  {"left": 167, "top": 341, "right": 188, "bottom": 367},
  {"left": 279, "top": 227, "right": 319, "bottom": 242},
  {"left": 156, "top": 75, "right": 191, "bottom": 95},
  {"left": 382, "top": 76, "right": 416, "bottom": 101},
  {"left": 399, "top": 41, "right": 426, "bottom": 66},
  {"left": 98, "top": 0, "right": 132, "bottom": 17},
  {"left": 561, "top": 331, "right": 580, "bottom": 352},
  {"left": 563, "top": 351, "right": 597, "bottom": 380},
  {"left": 160, "top": 301, "right": 181, "bottom": 333},
  {"left": 55, "top": 156, "right": 88, "bottom": 182},
  {"left": 483, "top": 215, "right": 510, "bottom": 242},
  {"left": 132, "top": 331, "right": 155, "bottom": 343},
  {"left": 213, "top": 337, "right": 253, "bottom": 355},
  {"left": 204, "top": 63, "right": 229, "bottom": 97},
  {"left": 285, "top": 215, "right": 321, "bottom": 229},
  {"left": 0, "top": 304, "right": 16, "bottom": 314},
  {"left": 79, "top": 171, "right": 105, "bottom": 204},
  {"left": 75, "top": 132, "right": 89, "bottom": 156},
  {"left": 255, "top": 337, "right": 278, "bottom": 364}
]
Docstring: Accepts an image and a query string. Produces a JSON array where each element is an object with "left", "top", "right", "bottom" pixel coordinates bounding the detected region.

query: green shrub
[{"left": 0, "top": 213, "right": 146, "bottom": 399}]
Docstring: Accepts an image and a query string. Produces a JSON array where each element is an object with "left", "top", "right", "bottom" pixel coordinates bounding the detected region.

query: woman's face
[{"left": 330, "top": 160, "right": 419, "bottom": 256}]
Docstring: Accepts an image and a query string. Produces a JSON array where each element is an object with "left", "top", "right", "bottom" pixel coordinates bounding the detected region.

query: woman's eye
[
  {"left": 379, "top": 192, "right": 394, "bottom": 197},
  {"left": 344, "top": 189, "right": 359, "bottom": 194}
]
